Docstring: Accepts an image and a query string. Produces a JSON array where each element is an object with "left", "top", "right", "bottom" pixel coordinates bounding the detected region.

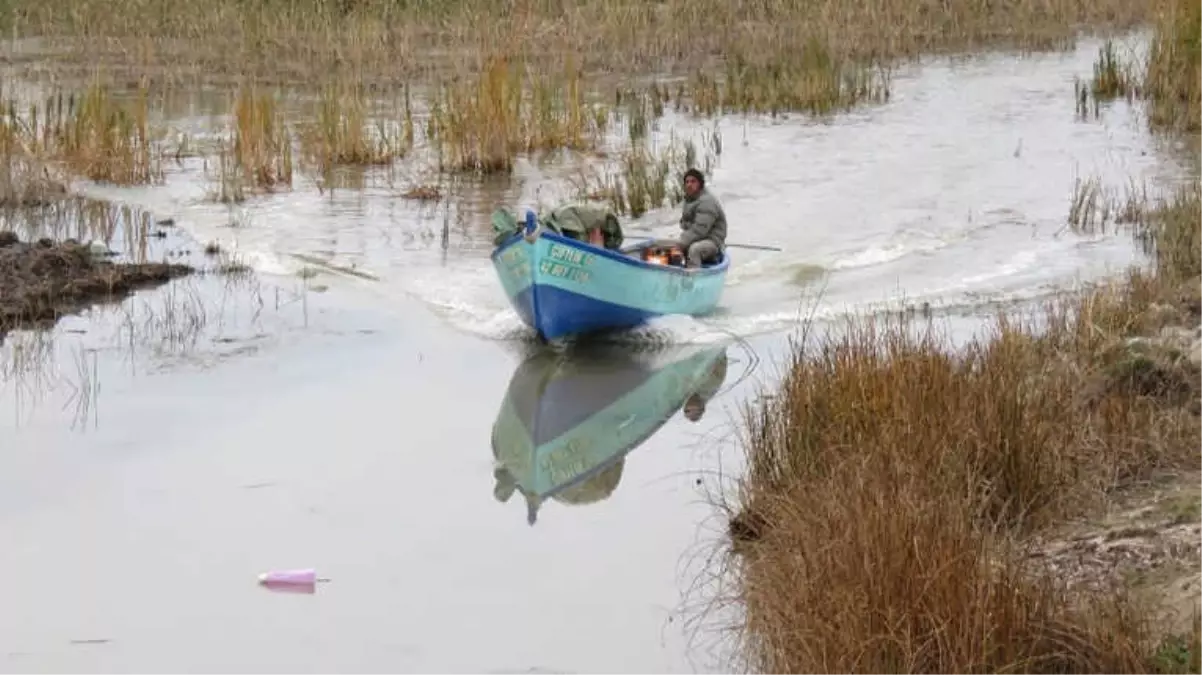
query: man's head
[
  {"left": 683, "top": 168, "right": 705, "bottom": 198},
  {"left": 683, "top": 393, "right": 706, "bottom": 422}
]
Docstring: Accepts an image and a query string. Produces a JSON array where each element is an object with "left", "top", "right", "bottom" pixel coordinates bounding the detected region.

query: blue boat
[{"left": 490, "top": 209, "right": 730, "bottom": 342}]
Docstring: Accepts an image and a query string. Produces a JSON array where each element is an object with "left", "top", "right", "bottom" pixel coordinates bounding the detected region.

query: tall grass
[
  {"left": 427, "top": 56, "right": 607, "bottom": 175},
  {"left": 209, "top": 85, "right": 294, "bottom": 202},
  {"left": 231, "top": 85, "right": 293, "bottom": 190},
  {"left": 575, "top": 130, "right": 720, "bottom": 217},
  {"left": 689, "top": 41, "right": 891, "bottom": 117},
  {"left": 0, "top": 79, "right": 161, "bottom": 190},
  {"left": 732, "top": 264, "right": 1200, "bottom": 672},
  {"left": 50, "top": 81, "right": 160, "bottom": 185},
  {"left": 728, "top": 5, "right": 1201, "bottom": 672},
  {"left": 2, "top": 0, "right": 1157, "bottom": 84},
  {"left": 1143, "top": 0, "right": 1201, "bottom": 133},
  {"left": 299, "top": 81, "right": 410, "bottom": 174}
]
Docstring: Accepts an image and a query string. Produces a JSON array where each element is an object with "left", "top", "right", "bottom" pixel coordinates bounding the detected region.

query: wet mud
[{"left": 0, "top": 231, "right": 193, "bottom": 341}]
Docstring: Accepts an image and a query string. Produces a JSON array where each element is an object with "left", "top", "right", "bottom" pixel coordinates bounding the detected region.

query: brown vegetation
[
  {"left": 427, "top": 56, "right": 607, "bottom": 175},
  {"left": 1, "top": 0, "right": 1158, "bottom": 85},
  {"left": 227, "top": 85, "right": 294, "bottom": 193},
  {"left": 730, "top": 182, "right": 1201, "bottom": 675},
  {"left": 0, "top": 232, "right": 192, "bottom": 342},
  {"left": 299, "top": 81, "right": 409, "bottom": 174},
  {"left": 727, "top": 3, "right": 1201, "bottom": 671},
  {"left": 574, "top": 130, "right": 720, "bottom": 217},
  {"left": 1143, "top": 0, "right": 1201, "bottom": 133}
]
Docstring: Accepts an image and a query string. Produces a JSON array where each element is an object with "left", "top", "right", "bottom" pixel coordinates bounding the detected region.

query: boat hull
[{"left": 491, "top": 229, "right": 729, "bottom": 341}]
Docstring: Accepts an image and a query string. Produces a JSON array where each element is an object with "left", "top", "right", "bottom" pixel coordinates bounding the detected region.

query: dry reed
[
  {"left": 48, "top": 81, "right": 160, "bottom": 185},
  {"left": 576, "top": 130, "right": 720, "bottom": 217},
  {"left": 1143, "top": 0, "right": 1200, "bottom": 133},
  {"left": 231, "top": 85, "right": 293, "bottom": 191},
  {"left": 727, "top": 5, "right": 1201, "bottom": 670},
  {"left": 688, "top": 41, "right": 891, "bottom": 117},
  {"left": 731, "top": 267, "right": 1200, "bottom": 672},
  {"left": 427, "top": 56, "right": 607, "bottom": 175},
  {"left": 299, "top": 81, "right": 410, "bottom": 174},
  {"left": 2, "top": 0, "right": 1158, "bottom": 85}
]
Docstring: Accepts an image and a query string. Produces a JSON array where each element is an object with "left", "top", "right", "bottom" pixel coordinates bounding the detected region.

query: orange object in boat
[{"left": 588, "top": 228, "right": 604, "bottom": 246}]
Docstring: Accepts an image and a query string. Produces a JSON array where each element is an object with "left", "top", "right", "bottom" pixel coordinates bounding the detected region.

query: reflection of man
[
  {"left": 493, "top": 460, "right": 625, "bottom": 525},
  {"left": 683, "top": 352, "right": 729, "bottom": 422}
]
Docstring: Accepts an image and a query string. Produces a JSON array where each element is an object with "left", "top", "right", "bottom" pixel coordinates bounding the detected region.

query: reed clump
[
  {"left": 0, "top": 114, "right": 68, "bottom": 207},
  {"left": 46, "top": 82, "right": 161, "bottom": 185},
  {"left": 1143, "top": 0, "right": 1200, "bottom": 133},
  {"left": 577, "top": 130, "right": 720, "bottom": 218},
  {"left": 0, "top": 80, "right": 161, "bottom": 194},
  {"left": 688, "top": 41, "right": 891, "bottom": 117},
  {"left": 428, "top": 56, "right": 607, "bottom": 175},
  {"left": 1088, "top": 40, "right": 1138, "bottom": 102},
  {"left": 230, "top": 85, "right": 293, "bottom": 191},
  {"left": 299, "top": 81, "right": 410, "bottom": 174},
  {"left": 731, "top": 270, "right": 1200, "bottom": 672}
]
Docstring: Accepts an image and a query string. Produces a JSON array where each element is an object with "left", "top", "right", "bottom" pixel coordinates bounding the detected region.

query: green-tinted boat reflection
[{"left": 491, "top": 343, "right": 730, "bottom": 525}]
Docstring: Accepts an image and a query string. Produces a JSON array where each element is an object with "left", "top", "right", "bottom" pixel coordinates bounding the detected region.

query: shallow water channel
[{"left": 0, "top": 33, "right": 1194, "bottom": 673}]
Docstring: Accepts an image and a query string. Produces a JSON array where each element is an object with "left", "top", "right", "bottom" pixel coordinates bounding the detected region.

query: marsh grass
[
  {"left": 576, "top": 129, "right": 720, "bottom": 217},
  {"left": 731, "top": 276, "right": 1200, "bottom": 671},
  {"left": 729, "top": 177, "right": 1201, "bottom": 672},
  {"left": 4, "top": 0, "right": 1158, "bottom": 85},
  {"left": 50, "top": 81, "right": 161, "bottom": 185},
  {"left": 1089, "top": 40, "right": 1139, "bottom": 102},
  {"left": 689, "top": 42, "right": 892, "bottom": 117},
  {"left": 1143, "top": 0, "right": 1201, "bottom": 133},
  {"left": 428, "top": 56, "right": 607, "bottom": 174},
  {"left": 299, "top": 81, "right": 410, "bottom": 175},
  {"left": 231, "top": 85, "right": 293, "bottom": 191},
  {"left": 0, "top": 79, "right": 163, "bottom": 191}
]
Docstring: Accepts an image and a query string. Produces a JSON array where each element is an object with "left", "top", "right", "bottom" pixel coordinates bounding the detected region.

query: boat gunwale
[{"left": 490, "top": 230, "right": 731, "bottom": 279}]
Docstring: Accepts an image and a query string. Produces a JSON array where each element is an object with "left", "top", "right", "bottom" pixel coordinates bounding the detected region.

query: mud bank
[{"left": 0, "top": 232, "right": 193, "bottom": 341}]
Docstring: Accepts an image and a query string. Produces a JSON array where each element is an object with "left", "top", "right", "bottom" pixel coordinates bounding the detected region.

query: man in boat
[{"left": 676, "top": 168, "right": 727, "bottom": 268}]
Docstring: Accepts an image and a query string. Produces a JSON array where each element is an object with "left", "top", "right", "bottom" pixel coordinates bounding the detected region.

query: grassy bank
[{"left": 727, "top": 2, "right": 1202, "bottom": 672}]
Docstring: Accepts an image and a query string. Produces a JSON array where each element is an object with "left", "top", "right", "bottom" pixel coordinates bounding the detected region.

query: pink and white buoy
[{"left": 257, "top": 568, "right": 328, "bottom": 594}]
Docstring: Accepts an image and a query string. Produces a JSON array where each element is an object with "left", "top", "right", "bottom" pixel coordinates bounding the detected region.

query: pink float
[{"left": 258, "top": 568, "right": 328, "bottom": 593}]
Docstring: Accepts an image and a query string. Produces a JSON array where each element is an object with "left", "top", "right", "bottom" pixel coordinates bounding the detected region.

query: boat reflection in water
[{"left": 491, "top": 342, "right": 730, "bottom": 525}]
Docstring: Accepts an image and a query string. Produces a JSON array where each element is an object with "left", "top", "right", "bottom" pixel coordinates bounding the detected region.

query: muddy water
[{"left": 0, "top": 32, "right": 1194, "bottom": 673}]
